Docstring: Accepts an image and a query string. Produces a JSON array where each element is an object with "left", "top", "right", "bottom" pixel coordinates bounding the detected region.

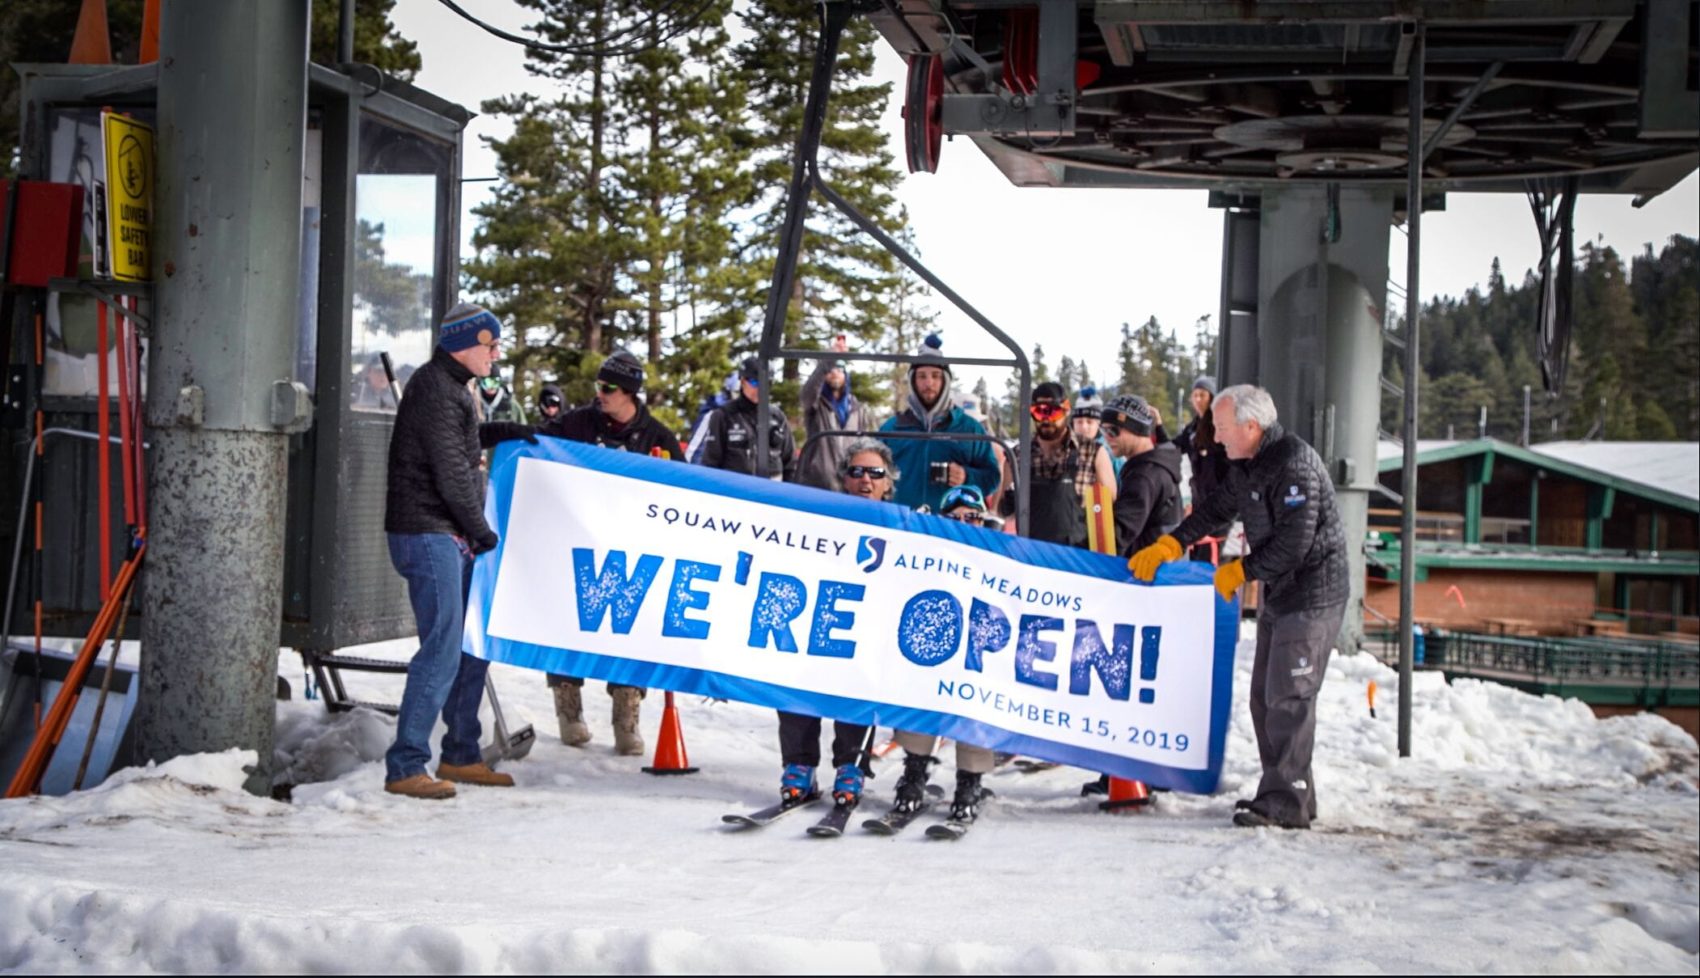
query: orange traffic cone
[
  {"left": 138, "top": 0, "right": 161, "bottom": 64},
  {"left": 642, "top": 691, "right": 699, "bottom": 775},
  {"left": 1098, "top": 776, "right": 1151, "bottom": 812},
  {"left": 67, "top": 0, "right": 112, "bottom": 65}
]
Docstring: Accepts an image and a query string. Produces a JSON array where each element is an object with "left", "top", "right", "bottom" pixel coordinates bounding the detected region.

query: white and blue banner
[{"left": 467, "top": 439, "right": 1238, "bottom": 793}]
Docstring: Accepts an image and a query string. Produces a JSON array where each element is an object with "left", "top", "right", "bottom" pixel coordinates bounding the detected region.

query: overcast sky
[{"left": 393, "top": 2, "right": 1699, "bottom": 395}]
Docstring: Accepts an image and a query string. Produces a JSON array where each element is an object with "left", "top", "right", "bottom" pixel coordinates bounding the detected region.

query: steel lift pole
[{"left": 1397, "top": 23, "right": 1426, "bottom": 759}]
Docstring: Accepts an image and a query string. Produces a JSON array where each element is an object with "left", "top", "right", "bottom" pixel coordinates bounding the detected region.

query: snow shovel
[{"left": 481, "top": 674, "right": 535, "bottom": 765}]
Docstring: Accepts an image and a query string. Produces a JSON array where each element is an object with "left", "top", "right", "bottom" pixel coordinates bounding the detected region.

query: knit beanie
[
  {"left": 908, "top": 333, "right": 951, "bottom": 383},
  {"left": 1192, "top": 375, "right": 1218, "bottom": 396},
  {"left": 1072, "top": 385, "right": 1104, "bottom": 419},
  {"left": 439, "top": 302, "right": 501, "bottom": 353},
  {"left": 1103, "top": 394, "right": 1156, "bottom": 436},
  {"left": 597, "top": 350, "right": 645, "bottom": 393}
]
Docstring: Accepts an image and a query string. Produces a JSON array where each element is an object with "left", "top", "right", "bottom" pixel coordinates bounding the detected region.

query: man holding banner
[
  {"left": 540, "top": 350, "right": 683, "bottom": 755},
  {"left": 1130, "top": 384, "right": 1347, "bottom": 830},
  {"left": 383, "top": 303, "right": 537, "bottom": 800}
]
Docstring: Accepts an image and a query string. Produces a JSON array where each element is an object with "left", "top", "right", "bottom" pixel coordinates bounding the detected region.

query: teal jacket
[{"left": 879, "top": 399, "right": 1001, "bottom": 512}]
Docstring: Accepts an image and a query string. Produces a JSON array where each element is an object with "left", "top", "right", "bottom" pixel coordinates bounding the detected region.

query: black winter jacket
[
  {"left": 543, "top": 402, "right": 683, "bottom": 460},
  {"left": 1114, "top": 442, "right": 1184, "bottom": 557},
  {"left": 1171, "top": 417, "right": 1231, "bottom": 525},
  {"left": 385, "top": 348, "right": 530, "bottom": 552},
  {"left": 700, "top": 394, "right": 798, "bottom": 481},
  {"left": 1173, "top": 422, "right": 1348, "bottom": 614}
]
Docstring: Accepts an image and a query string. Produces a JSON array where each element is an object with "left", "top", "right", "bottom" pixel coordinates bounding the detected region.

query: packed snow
[{"left": 1, "top": 623, "right": 1695, "bottom": 974}]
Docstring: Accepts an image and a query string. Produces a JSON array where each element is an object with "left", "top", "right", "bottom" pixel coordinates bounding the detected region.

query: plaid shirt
[{"left": 1027, "top": 431, "right": 1101, "bottom": 503}]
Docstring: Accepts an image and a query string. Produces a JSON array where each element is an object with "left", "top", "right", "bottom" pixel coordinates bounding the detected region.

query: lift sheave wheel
[{"left": 903, "top": 53, "right": 945, "bottom": 174}]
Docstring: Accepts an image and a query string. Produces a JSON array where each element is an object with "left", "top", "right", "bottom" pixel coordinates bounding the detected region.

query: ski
[
  {"left": 721, "top": 790, "right": 823, "bottom": 828},
  {"left": 1011, "top": 759, "right": 1061, "bottom": 774},
  {"left": 924, "top": 818, "right": 973, "bottom": 840},
  {"left": 805, "top": 802, "right": 858, "bottom": 838},
  {"left": 861, "top": 803, "right": 932, "bottom": 835},
  {"left": 924, "top": 787, "right": 993, "bottom": 840}
]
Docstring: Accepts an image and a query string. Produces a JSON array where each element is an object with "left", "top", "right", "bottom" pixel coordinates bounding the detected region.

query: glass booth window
[{"left": 350, "top": 117, "right": 449, "bottom": 412}]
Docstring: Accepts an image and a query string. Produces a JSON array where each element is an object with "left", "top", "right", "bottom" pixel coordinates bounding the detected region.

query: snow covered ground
[{"left": 1, "top": 624, "right": 1695, "bottom": 974}]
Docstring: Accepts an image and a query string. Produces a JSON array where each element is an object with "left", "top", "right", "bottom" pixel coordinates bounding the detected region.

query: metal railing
[{"left": 1383, "top": 629, "right": 1700, "bottom": 690}]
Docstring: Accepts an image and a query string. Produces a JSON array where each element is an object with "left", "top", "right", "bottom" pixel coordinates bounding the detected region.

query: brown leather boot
[
  {"left": 384, "top": 773, "right": 456, "bottom": 800},
  {"left": 611, "top": 686, "right": 645, "bottom": 756},
  {"left": 437, "top": 761, "right": 515, "bottom": 787},
  {"left": 554, "top": 683, "right": 591, "bottom": 747}
]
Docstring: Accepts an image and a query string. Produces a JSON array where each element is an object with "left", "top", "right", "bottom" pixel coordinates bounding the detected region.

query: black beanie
[
  {"left": 598, "top": 350, "right": 645, "bottom": 393},
  {"left": 1103, "top": 394, "right": 1156, "bottom": 436}
]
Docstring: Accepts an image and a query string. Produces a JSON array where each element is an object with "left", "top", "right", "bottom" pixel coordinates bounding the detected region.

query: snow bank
[{"left": 1, "top": 630, "right": 1694, "bottom": 974}]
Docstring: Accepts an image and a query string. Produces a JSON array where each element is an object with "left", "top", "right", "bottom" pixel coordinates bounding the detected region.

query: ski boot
[
  {"left": 892, "top": 752, "right": 935, "bottom": 814},
  {"left": 780, "top": 764, "right": 817, "bottom": 804},
  {"left": 949, "top": 770, "right": 988, "bottom": 823},
  {"left": 832, "top": 764, "right": 864, "bottom": 808}
]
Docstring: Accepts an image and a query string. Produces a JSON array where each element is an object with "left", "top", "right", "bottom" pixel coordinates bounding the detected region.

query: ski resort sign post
[{"left": 467, "top": 440, "right": 1238, "bottom": 792}]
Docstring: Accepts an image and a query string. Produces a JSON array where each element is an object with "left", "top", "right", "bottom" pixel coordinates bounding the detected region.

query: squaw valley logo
[{"left": 855, "top": 535, "right": 887, "bottom": 573}]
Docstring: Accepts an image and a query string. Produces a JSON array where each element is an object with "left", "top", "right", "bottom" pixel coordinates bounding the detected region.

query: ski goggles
[
  {"left": 478, "top": 376, "right": 502, "bottom": 391},
  {"left": 1029, "top": 401, "right": 1069, "bottom": 423},
  {"left": 939, "top": 484, "right": 987, "bottom": 515},
  {"left": 540, "top": 393, "right": 564, "bottom": 409}
]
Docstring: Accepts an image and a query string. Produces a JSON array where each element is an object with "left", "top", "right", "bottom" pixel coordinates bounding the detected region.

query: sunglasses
[
  {"left": 1030, "top": 402, "right": 1069, "bottom": 422},
  {"left": 541, "top": 395, "right": 563, "bottom": 408},
  {"left": 1101, "top": 422, "right": 1122, "bottom": 438},
  {"left": 844, "top": 465, "right": 887, "bottom": 480},
  {"left": 595, "top": 382, "right": 624, "bottom": 395},
  {"left": 944, "top": 508, "right": 985, "bottom": 523}
]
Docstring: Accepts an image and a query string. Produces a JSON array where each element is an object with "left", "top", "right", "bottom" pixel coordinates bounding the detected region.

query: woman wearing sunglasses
[{"left": 774, "top": 438, "right": 898, "bottom": 809}]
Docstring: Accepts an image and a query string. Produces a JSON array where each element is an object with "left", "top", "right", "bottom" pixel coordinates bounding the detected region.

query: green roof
[{"left": 1376, "top": 437, "right": 1700, "bottom": 514}]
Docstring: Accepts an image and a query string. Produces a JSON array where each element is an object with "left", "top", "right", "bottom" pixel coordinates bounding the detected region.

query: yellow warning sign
[{"left": 102, "top": 112, "right": 154, "bottom": 283}]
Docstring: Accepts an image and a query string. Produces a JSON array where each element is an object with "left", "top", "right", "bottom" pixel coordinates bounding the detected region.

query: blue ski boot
[
  {"left": 832, "top": 764, "right": 864, "bottom": 807},
  {"left": 780, "top": 764, "right": 817, "bottom": 803}
]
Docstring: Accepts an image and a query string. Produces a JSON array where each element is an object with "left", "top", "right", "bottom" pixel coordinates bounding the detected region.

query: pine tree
[
  {"left": 468, "top": 0, "right": 753, "bottom": 418},
  {"left": 737, "top": 1, "right": 904, "bottom": 380}
]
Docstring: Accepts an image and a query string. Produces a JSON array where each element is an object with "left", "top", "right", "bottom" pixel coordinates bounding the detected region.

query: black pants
[
  {"left": 546, "top": 673, "right": 643, "bottom": 696},
  {"left": 1247, "top": 603, "right": 1346, "bottom": 827},
  {"left": 777, "top": 711, "right": 868, "bottom": 769}
]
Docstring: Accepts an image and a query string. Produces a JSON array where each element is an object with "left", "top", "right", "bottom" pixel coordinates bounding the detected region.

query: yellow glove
[
  {"left": 1128, "top": 534, "right": 1184, "bottom": 582},
  {"left": 1214, "top": 559, "right": 1246, "bottom": 601}
]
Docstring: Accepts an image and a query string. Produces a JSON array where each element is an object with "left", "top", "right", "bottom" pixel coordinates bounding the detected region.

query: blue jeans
[{"left": 384, "top": 532, "right": 489, "bottom": 782}]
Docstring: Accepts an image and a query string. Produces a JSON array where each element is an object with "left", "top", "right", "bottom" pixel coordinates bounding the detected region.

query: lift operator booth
[{"left": 1, "top": 58, "right": 472, "bottom": 792}]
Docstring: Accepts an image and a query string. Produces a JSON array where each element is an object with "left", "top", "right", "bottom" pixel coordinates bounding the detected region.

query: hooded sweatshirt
[{"left": 1113, "top": 441, "right": 1184, "bottom": 556}]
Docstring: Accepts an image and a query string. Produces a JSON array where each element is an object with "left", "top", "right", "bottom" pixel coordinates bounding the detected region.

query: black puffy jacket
[
  {"left": 543, "top": 402, "right": 683, "bottom": 460},
  {"left": 384, "top": 348, "right": 526, "bottom": 553},
  {"left": 700, "top": 394, "right": 798, "bottom": 481},
  {"left": 1173, "top": 422, "right": 1348, "bottom": 614},
  {"left": 1115, "top": 442, "right": 1184, "bottom": 557},
  {"left": 1171, "top": 417, "right": 1232, "bottom": 530}
]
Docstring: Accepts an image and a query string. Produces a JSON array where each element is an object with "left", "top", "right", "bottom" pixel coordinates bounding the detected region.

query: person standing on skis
[
  {"left": 773, "top": 437, "right": 896, "bottom": 808},
  {"left": 884, "top": 482, "right": 1000, "bottom": 825}
]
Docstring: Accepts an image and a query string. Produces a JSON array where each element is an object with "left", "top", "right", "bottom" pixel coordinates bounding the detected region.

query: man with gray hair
[{"left": 1128, "top": 384, "right": 1348, "bottom": 830}]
